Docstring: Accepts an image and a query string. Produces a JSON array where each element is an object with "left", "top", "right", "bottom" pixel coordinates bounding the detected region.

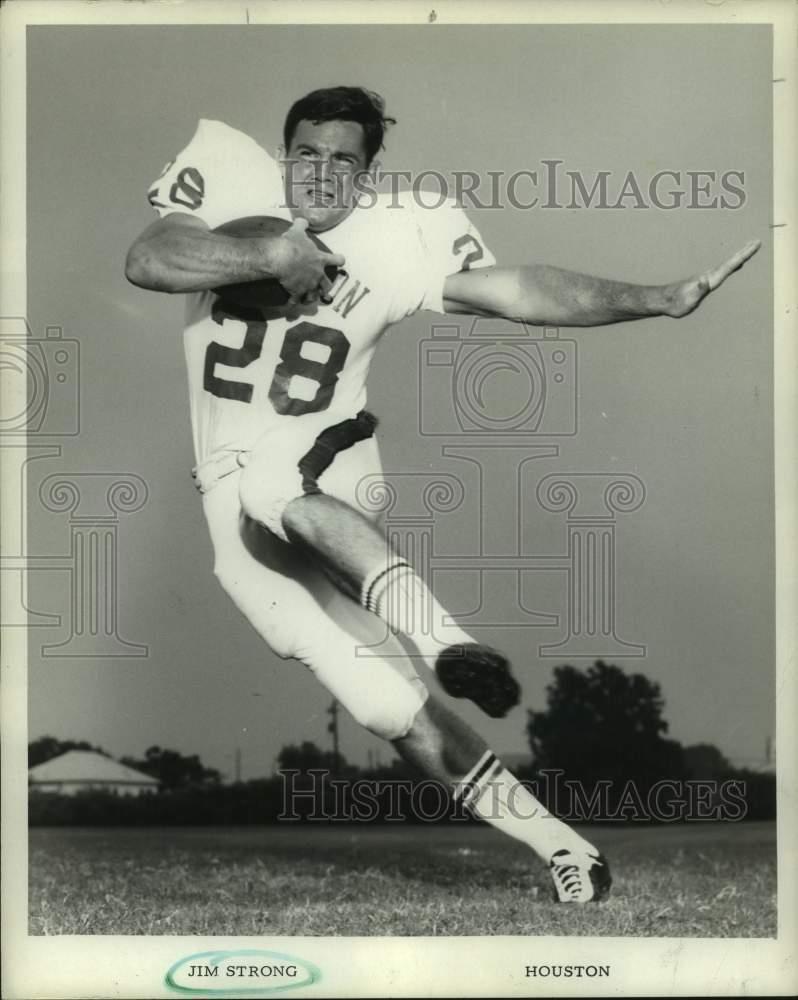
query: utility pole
[
  {"left": 327, "top": 699, "right": 341, "bottom": 773},
  {"left": 234, "top": 746, "right": 242, "bottom": 783}
]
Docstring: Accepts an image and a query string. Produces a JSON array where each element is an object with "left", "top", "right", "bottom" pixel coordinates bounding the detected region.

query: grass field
[{"left": 29, "top": 821, "right": 776, "bottom": 937}]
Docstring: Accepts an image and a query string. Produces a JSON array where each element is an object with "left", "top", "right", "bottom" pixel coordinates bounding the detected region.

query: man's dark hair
[{"left": 283, "top": 87, "right": 396, "bottom": 165}]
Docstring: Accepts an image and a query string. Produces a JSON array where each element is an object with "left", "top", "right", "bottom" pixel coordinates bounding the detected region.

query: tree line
[{"left": 29, "top": 661, "right": 774, "bottom": 824}]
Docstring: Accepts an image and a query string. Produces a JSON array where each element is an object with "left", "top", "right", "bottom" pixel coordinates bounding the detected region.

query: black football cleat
[
  {"left": 434, "top": 643, "right": 521, "bottom": 718},
  {"left": 549, "top": 849, "right": 612, "bottom": 903}
]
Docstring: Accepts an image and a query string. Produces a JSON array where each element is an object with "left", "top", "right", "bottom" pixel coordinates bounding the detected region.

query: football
[{"left": 212, "top": 215, "right": 340, "bottom": 309}]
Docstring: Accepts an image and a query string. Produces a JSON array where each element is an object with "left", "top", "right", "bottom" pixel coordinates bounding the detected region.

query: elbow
[
  {"left": 124, "top": 241, "right": 179, "bottom": 293},
  {"left": 124, "top": 242, "right": 158, "bottom": 289}
]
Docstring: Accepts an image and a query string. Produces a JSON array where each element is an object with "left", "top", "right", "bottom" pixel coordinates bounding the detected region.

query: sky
[{"left": 22, "top": 23, "right": 774, "bottom": 780}]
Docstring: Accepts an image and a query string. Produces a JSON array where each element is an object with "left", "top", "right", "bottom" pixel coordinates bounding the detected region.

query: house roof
[{"left": 29, "top": 750, "right": 159, "bottom": 786}]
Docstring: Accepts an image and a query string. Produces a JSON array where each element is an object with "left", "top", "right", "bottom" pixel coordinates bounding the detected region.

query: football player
[{"left": 126, "top": 87, "right": 759, "bottom": 903}]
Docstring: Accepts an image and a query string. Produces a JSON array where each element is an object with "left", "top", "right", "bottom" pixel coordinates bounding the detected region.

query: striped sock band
[
  {"left": 452, "top": 750, "right": 503, "bottom": 809},
  {"left": 361, "top": 557, "right": 412, "bottom": 615}
]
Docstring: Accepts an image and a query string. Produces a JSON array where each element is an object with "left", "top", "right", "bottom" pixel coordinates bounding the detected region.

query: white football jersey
[{"left": 147, "top": 119, "right": 496, "bottom": 463}]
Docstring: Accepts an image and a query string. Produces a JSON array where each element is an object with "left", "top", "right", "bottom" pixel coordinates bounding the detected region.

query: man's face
[{"left": 282, "top": 119, "right": 371, "bottom": 232}]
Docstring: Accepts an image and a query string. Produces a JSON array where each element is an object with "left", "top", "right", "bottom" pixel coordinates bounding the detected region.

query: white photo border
[{"left": 1, "top": 1, "right": 796, "bottom": 997}]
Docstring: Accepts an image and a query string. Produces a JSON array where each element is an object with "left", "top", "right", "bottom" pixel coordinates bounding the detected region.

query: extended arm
[
  {"left": 441, "top": 240, "right": 761, "bottom": 326},
  {"left": 124, "top": 213, "right": 344, "bottom": 298}
]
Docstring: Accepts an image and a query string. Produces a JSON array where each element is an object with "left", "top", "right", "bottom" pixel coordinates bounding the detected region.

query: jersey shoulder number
[{"left": 146, "top": 119, "right": 283, "bottom": 228}]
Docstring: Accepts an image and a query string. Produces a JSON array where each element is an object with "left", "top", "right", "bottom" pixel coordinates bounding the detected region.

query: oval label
[{"left": 165, "top": 949, "right": 321, "bottom": 996}]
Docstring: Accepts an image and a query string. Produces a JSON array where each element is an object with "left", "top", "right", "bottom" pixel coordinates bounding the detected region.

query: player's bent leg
[
  {"left": 392, "top": 696, "right": 611, "bottom": 903},
  {"left": 205, "top": 471, "right": 429, "bottom": 741},
  {"left": 284, "top": 493, "right": 519, "bottom": 709},
  {"left": 292, "top": 612, "right": 429, "bottom": 741},
  {"left": 281, "top": 490, "right": 476, "bottom": 662},
  {"left": 238, "top": 415, "right": 520, "bottom": 718}
]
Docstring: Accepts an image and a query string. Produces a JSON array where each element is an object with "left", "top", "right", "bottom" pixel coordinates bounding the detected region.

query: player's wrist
[
  {"left": 656, "top": 281, "right": 693, "bottom": 319},
  {"left": 249, "top": 234, "right": 293, "bottom": 281}
]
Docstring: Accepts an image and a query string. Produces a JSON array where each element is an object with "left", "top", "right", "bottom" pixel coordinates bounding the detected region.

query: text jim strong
[{"left": 165, "top": 950, "right": 320, "bottom": 994}]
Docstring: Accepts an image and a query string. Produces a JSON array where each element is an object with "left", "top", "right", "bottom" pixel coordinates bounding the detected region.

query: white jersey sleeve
[
  {"left": 146, "top": 119, "right": 286, "bottom": 229},
  {"left": 409, "top": 198, "right": 497, "bottom": 314}
]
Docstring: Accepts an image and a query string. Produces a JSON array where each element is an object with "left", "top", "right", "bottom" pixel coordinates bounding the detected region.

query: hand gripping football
[{"left": 211, "top": 216, "right": 340, "bottom": 308}]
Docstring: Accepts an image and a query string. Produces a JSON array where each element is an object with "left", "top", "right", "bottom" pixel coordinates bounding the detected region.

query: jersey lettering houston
[{"left": 147, "top": 119, "right": 496, "bottom": 463}]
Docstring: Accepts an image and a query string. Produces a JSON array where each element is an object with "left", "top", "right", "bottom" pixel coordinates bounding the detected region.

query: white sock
[
  {"left": 361, "top": 555, "right": 474, "bottom": 670},
  {"left": 453, "top": 750, "right": 598, "bottom": 865}
]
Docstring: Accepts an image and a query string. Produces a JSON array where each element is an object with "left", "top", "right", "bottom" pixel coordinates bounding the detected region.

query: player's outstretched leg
[
  {"left": 393, "top": 696, "right": 612, "bottom": 904},
  {"left": 281, "top": 491, "right": 521, "bottom": 719}
]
